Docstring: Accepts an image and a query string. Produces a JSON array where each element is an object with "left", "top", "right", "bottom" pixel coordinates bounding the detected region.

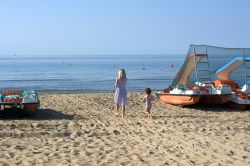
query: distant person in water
[
  {"left": 141, "top": 88, "right": 155, "bottom": 119},
  {"left": 114, "top": 69, "right": 128, "bottom": 117}
]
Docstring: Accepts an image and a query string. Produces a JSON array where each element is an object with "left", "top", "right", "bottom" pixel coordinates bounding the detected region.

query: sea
[{"left": 0, "top": 55, "right": 184, "bottom": 92}]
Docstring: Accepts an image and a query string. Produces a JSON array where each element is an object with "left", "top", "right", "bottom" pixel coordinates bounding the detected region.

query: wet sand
[{"left": 0, "top": 92, "right": 250, "bottom": 165}]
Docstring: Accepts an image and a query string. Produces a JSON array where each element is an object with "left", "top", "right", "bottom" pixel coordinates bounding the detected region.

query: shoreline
[{"left": 0, "top": 89, "right": 162, "bottom": 94}]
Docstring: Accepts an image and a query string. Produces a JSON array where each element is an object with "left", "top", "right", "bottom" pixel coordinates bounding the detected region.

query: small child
[{"left": 141, "top": 88, "right": 154, "bottom": 119}]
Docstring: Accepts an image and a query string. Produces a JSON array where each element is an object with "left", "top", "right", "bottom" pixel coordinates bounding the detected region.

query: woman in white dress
[{"left": 114, "top": 69, "right": 128, "bottom": 117}]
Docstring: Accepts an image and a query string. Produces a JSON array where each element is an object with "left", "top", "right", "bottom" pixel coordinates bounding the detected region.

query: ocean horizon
[{"left": 0, "top": 55, "right": 184, "bottom": 92}]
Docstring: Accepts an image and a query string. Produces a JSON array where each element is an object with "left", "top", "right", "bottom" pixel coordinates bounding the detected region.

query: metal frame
[
  {"left": 193, "top": 45, "right": 212, "bottom": 95},
  {"left": 242, "top": 48, "right": 250, "bottom": 104}
]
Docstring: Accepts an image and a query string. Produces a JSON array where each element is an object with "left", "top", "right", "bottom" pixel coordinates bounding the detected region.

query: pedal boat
[
  {"left": 0, "top": 90, "right": 40, "bottom": 112},
  {"left": 216, "top": 57, "right": 250, "bottom": 110},
  {"left": 157, "top": 45, "right": 232, "bottom": 106}
]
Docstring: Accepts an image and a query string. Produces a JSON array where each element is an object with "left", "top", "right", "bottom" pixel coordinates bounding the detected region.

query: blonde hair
[{"left": 117, "top": 69, "right": 126, "bottom": 80}]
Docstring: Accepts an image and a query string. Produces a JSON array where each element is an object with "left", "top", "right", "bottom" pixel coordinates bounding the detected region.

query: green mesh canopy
[{"left": 171, "top": 45, "right": 250, "bottom": 87}]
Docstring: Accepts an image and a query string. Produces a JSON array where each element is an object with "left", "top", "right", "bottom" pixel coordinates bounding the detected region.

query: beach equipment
[
  {"left": 216, "top": 56, "right": 250, "bottom": 109},
  {"left": 156, "top": 45, "right": 250, "bottom": 106},
  {"left": 0, "top": 90, "right": 40, "bottom": 113}
]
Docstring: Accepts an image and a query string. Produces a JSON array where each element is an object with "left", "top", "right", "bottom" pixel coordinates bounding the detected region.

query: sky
[{"left": 0, "top": 0, "right": 249, "bottom": 56}]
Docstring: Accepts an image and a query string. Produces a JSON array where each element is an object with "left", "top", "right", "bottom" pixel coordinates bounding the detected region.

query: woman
[{"left": 114, "top": 69, "right": 128, "bottom": 117}]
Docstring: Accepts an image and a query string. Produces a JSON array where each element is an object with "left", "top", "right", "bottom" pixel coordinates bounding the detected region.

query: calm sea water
[{"left": 0, "top": 55, "right": 184, "bottom": 92}]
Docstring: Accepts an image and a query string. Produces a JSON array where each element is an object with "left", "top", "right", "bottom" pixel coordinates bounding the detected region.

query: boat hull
[
  {"left": 225, "top": 101, "right": 247, "bottom": 110},
  {"left": 0, "top": 90, "right": 40, "bottom": 113},
  {"left": 199, "top": 95, "right": 230, "bottom": 104},
  {"left": 23, "top": 103, "right": 40, "bottom": 112},
  {"left": 158, "top": 93, "right": 201, "bottom": 106},
  {"left": 225, "top": 92, "right": 250, "bottom": 110}
]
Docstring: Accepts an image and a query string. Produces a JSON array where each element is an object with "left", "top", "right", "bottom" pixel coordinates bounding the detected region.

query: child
[
  {"left": 141, "top": 88, "right": 154, "bottom": 119},
  {"left": 114, "top": 69, "right": 128, "bottom": 117}
]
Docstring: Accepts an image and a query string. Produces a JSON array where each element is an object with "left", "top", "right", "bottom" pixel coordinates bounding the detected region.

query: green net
[{"left": 171, "top": 45, "right": 250, "bottom": 87}]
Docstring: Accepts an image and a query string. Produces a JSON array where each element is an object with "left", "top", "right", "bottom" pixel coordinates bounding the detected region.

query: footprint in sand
[
  {"left": 113, "top": 129, "right": 120, "bottom": 135},
  {"left": 15, "top": 145, "right": 26, "bottom": 150},
  {"left": 85, "top": 151, "right": 93, "bottom": 156}
]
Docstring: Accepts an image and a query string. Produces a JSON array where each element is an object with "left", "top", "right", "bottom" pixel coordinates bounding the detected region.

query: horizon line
[{"left": 0, "top": 53, "right": 186, "bottom": 57}]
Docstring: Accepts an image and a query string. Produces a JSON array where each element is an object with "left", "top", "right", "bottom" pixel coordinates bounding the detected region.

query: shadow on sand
[
  {"left": 153, "top": 104, "right": 250, "bottom": 120},
  {"left": 0, "top": 108, "right": 74, "bottom": 120},
  {"left": 183, "top": 104, "right": 250, "bottom": 112}
]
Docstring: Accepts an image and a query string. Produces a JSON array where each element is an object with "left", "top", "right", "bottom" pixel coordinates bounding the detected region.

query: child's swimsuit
[{"left": 145, "top": 96, "right": 152, "bottom": 110}]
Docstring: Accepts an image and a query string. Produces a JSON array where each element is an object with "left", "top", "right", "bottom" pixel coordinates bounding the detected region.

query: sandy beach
[{"left": 0, "top": 92, "right": 250, "bottom": 165}]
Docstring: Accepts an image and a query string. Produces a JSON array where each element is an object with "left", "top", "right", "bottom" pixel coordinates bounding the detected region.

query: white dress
[{"left": 114, "top": 78, "right": 128, "bottom": 105}]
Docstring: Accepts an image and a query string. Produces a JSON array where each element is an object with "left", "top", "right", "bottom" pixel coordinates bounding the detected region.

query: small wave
[
  {"left": 129, "top": 78, "right": 173, "bottom": 81},
  {"left": 0, "top": 78, "right": 78, "bottom": 82}
]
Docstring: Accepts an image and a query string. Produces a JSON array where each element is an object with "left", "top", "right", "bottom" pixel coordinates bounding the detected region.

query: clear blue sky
[{"left": 0, "top": 0, "right": 249, "bottom": 56}]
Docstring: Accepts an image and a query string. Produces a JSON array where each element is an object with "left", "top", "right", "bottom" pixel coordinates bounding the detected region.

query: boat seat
[
  {"left": 176, "top": 84, "right": 188, "bottom": 90},
  {"left": 1, "top": 90, "right": 23, "bottom": 96},
  {"left": 163, "top": 88, "right": 171, "bottom": 93},
  {"left": 192, "top": 86, "right": 209, "bottom": 94},
  {"left": 214, "top": 80, "right": 239, "bottom": 92},
  {"left": 235, "top": 89, "right": 250, "bottom": 99},
  {"left": 241, "top": 84, "right": 250, "bottom": 94}
]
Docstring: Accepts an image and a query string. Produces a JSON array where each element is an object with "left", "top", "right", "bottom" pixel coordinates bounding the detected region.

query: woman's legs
[
  {"left": 116, "top": 104, "right": 120, "bottom": 115},
  {"left": 121, "top": 105, "right": 125, "bottom": 117},
  {"left": 115, "top": 104, "right": 126, "bottom": 117}
]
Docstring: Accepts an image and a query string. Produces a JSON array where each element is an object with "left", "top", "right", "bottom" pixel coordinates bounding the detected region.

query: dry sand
[{"left": 0, "top": 92, "right": 250, "bottom": 165}]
